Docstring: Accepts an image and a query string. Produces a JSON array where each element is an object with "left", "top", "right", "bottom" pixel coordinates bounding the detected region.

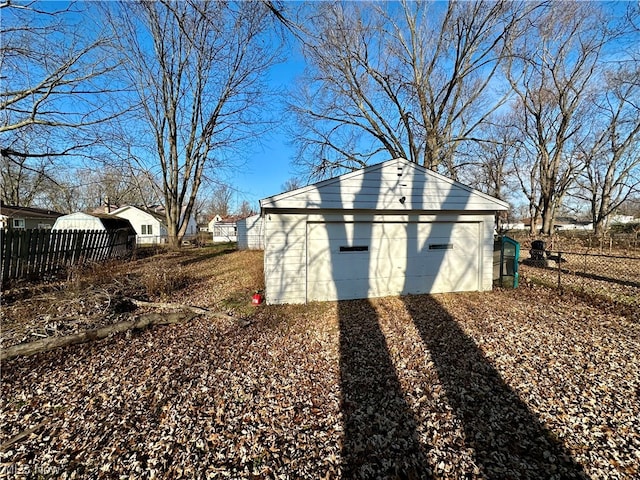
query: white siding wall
[
  {"left": 479, "top": 215, "right": 496, "bottom": 291},
  {"left": 264, "top": 212, "right": 496, "bottom": 304},
  {"left": 262, "top": 159, "right": 506, "bottom": 305},
  {"left": 264, "top": 214, "right": 307, "bottom": 304},
  {"left": 262, "top": 160, "right": 508, "bottom": 212},
  {"left": 212, "top": 223, "right": 237, "bottom": 243},
  {"left": 237, "top": 215, "right": 264, "bottom": 250},
  {"left": 182, "top": 214, "right": 198, "bottom": 238}
]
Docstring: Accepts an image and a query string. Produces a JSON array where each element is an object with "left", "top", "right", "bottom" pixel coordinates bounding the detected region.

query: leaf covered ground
[{"left": 1, "top": 246, "right": 639, "bottom": 479}]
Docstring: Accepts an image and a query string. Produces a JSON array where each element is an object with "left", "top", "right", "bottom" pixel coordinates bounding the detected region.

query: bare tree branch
[
  {"left": 104, "top": 0, "right": 282, "bottom": 247},
  {"left": 290, "top": 1, "right": 524, "bottom": 179},
  {"left": 504, "top": 2, "right": 616, "bottom": 234}
]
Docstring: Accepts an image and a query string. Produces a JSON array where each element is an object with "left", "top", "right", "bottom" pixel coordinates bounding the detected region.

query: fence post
[
  {"left": 557, "top": 251, "right": 562, "bottom": 290},
  {"left": 26, "top": 229, "right": 41, "bottom": 278},
  {"left": 1, "top": 229, "right": 10, "bottom": 283}
]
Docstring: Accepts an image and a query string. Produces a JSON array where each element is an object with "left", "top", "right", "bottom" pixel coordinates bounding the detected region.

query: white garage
[{"left": 260, "top": 158, "right": 508, "bottom": 304}]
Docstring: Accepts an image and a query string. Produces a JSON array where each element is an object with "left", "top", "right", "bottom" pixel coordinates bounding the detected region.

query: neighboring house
[
  {"left": 147, "top": 204, "right": 198, "bottom": 240},
  {"left": 51, "top": 212, "right": 136, "bottom": 257},
  {"left": 575, "top": 222, "right": 594, "bottom": 231},
  {"left": 523, "top": 216, "right": 594, "bottom": 232},
  {"left": 183, "top": 216, "right": 199, "bottom": 239},
  {"left": 209, "top": 215, "right": 239, "bottom": 243},
  {"left": 90, "top": 204, "right": 121, "bottom": 215},
  {"left": 523, "top": 217, "right": 542, "bottom": 231},
  {"left": 111, "top": 206, "right": 168, "bottom": 245},
  {"left": 610, "top": 215, "right": 635, "bottom": 225},
  {"left": 554, "top": 217, "right": 594, "bottom": 231},
  {"left": 0, "top": 203, "right": 63, "bottom": 230},
  {"left": 554, "top": 216, "right": 579, "bottom": 231},
  {"left": 207, "top": 216, "right": 217, "bottom": 233},
  {"left": 237, "top": 214, "right": 264, "bottom": 250},
  {"left": 501, "top": 222, "right": 526, "bottom": 231},
  {"left": 260, "top": 157, "right": 509, "bottom": 305}
]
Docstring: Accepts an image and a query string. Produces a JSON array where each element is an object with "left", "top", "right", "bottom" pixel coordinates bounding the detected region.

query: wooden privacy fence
[{"left": 1, "top": 229, "right": 135, "bottom": 284}]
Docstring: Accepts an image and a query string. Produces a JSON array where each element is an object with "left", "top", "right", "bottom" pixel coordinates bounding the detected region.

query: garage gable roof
[{"left": 261, "top": 158, "right": 509, "bottom": 212}]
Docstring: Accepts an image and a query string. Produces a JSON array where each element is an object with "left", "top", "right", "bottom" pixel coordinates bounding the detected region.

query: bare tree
[
  {"left": 281, "top": 177, "right": 303, "bottom": 192},
  {"left": 1, "top": 1, "right": 122, "bottom": 203},
  {"left": 290, "top": 0, "right": 525, "bottom": 179},
  {"left": 459, "top": 116, "right": 521, "bottom": 201},
  {"left": 0, "top": 134, "right": 53, "bottom": 206},
  {"left": 573, "top": 66, "right": 640, "bottom": 236},
  {"left": 236, "top": 200, "right": 254, "bottom": 217},
  {"left": 504, "top": 2, "right": 615, "bottom": 235},
  {"left": 208, "top": 184, "right": 235, "bottom": 218},
  {"left": 105, "top": 0, "right": 281, "bottom": 247},
  {"left": 457, "top": 116, "right": 524, "bottom": 230}
]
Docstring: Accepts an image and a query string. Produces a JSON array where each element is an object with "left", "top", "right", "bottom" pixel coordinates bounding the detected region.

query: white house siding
[
  {"left": 263, "top": 161, "right": 504, "bottom": 212},
  {"left": 307, "top": 219, "right": 480, "bottom": 301},
  {"left": 502, "top": 222, "right": 526, "bottom": 231},
  {"left": 261, "top": 158, "right": 508, "bottom": 305},
  {"left": 182, "top": 214, "right": 198, "bottom": 239},
  {"left": 237, "top": 214, "right": 264, "bottom": 250},
  {"left": 212, "top": 223, "right": 237, "bottom": 243},
  {"left": 111, "top": 206, "right": 167, "bottom": 245}
]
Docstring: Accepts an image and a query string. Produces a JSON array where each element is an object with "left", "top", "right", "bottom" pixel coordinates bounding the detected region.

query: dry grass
[
  {"left": 1, "top": 246, "right": 638, "bottom": 479},
  {"left": 0, "top": 244, "right": 263, "bottom": 349}
]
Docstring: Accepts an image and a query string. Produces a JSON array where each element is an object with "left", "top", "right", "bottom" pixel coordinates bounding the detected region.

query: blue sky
[
  {"left": 163, "top": 0, "right": 638, "bottom": 214},
  {"left": 4, "top": 0, "right": 305, "bottom": 212},
  {"left": 8, "top": 1, "right": 637, "bottom": 215},
  {"left": 224, "top": 43, "right": 307, "bottom": 211}
]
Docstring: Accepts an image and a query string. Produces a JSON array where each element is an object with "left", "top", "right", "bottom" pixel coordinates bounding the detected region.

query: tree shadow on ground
[
  {"left": 339, "top": 299, "right": 432, "bottom": 479},
  {"left": 560, "top": 269, "right": 640, "bottom": 289},
  {"left": 179, "top": 245, "right": 236, "bottom": 266},
  {"left": 403, "top": 294, "right": 588, "bottom": 480}
]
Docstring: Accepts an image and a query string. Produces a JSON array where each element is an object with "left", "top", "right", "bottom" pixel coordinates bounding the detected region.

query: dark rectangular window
[
  {"left": 429, "top": 243, "right": 454, "bottom": 250},
  {"left": 340, "top": 245, "right": 369, "bottom": 252}
]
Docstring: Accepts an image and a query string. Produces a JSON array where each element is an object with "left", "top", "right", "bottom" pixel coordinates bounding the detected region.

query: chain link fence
[
  {"left": 506, "top": 230, "right": 640, "bottom": 256},
  {"left": 518, "top": 245, "right": 639, "bottom": 318},
  {"left": 524, "top": 251, "right": 639, "bottom": 286}
]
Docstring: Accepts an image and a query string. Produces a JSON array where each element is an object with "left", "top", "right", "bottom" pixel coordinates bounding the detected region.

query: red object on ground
[{"left": 252, "top": 292, "right": 263, "bottom": 305}]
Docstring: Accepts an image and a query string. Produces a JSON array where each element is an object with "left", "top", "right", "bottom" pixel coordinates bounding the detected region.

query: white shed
[
  {"left": 52, "top": 212, "right": 134, "bottom": 233},
  {"left": 237, "top": 214, "right": 264, "bottom": 250},
  {"left": 260, "top": 158, "right": 509, "bottom": 304}
]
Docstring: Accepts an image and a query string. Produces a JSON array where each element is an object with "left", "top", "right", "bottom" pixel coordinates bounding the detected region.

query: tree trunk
[
  {"left": 593, "top": 217, "right": 607, "bottom": 237},
  {"left": 165, "top": 209, "right": 182, "bottom": 249},
  {"left": 541, "top": 210, "right": 554, "bottom": 235},
  {"left": 540, "top": 193, "right": 556, "bottom": 235},
  {"left": 1, "top": 312, "right": 196, "bottom": 361},
  {"left": 528, "top": 203, "right": 539, "bottom": 234}
]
